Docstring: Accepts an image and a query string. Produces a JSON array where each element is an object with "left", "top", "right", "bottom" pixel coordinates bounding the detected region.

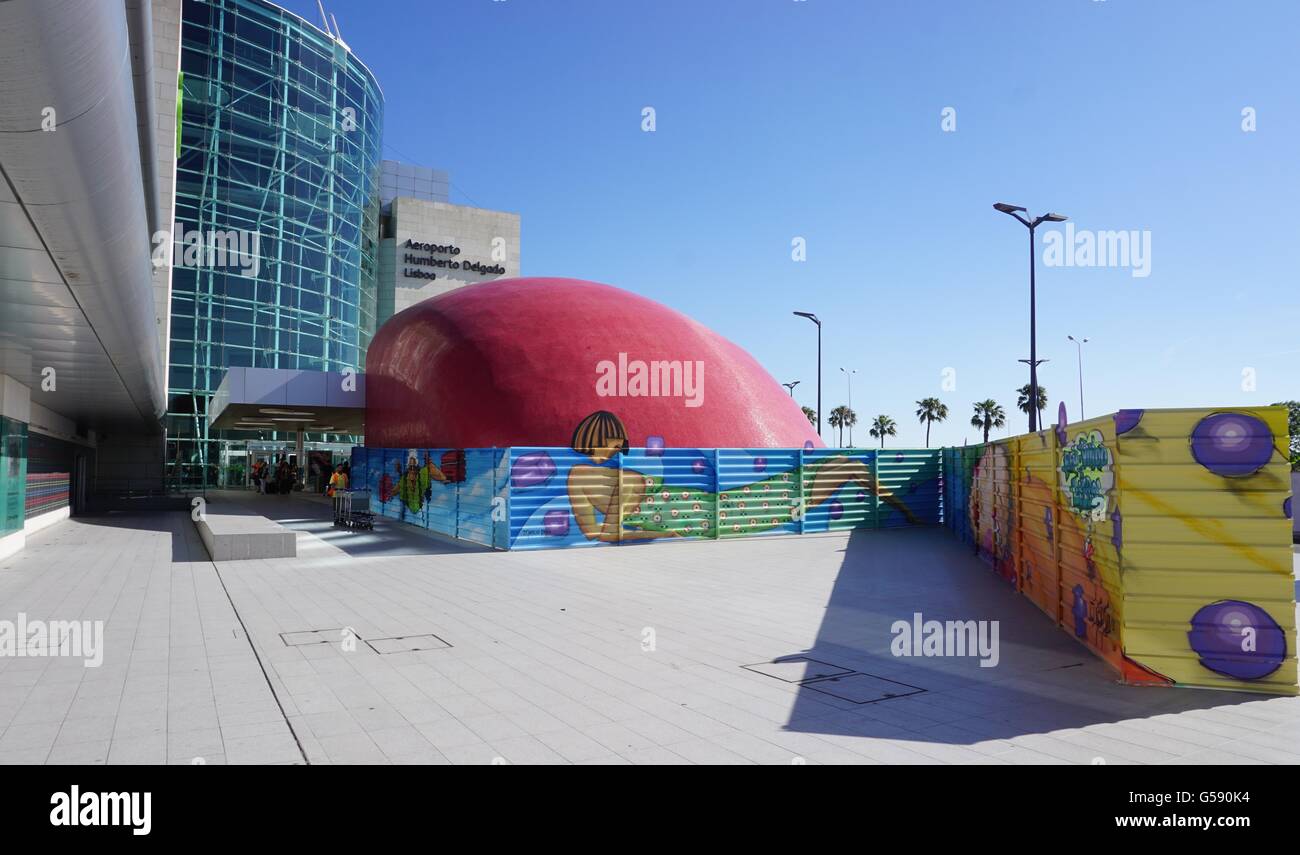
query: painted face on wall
[
  {"left": 1058, "top": 429, "right": 1114, "bottom": 522},
  {"left": 588, "top": 439, "right": 627, "bottom": 465}
]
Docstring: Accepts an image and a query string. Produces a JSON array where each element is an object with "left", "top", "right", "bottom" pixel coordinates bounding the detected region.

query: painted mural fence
[
  {"left": 348, "top": 447, "right": 509, "bottom": 549},
  {"left": 349, "top": 445, "right": 943, "bottom": 551},
  {"left": 508, "top": 446, "right": 942, "bottom": 550},
  {"left": 944, "top": 405, "right": 1297, "bottom": 696}
]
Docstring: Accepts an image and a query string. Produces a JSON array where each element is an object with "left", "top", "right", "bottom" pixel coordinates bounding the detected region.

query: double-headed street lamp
[
  {"left": 782, "top": 380, "right": 800, "bottom": 397},
  {"left": 994, "top": 202, "right": 1068, "bottom": 433},
  {"left": 1067, "top": 335, "right": 1089, "bottom": 420},
  {"left": 793, "top": 311, "right": 821, "bottom": 437}
]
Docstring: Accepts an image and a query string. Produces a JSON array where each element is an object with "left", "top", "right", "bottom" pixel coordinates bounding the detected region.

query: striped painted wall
[{"left": 24, "top": 471, "right": 69, "bottom": 519}]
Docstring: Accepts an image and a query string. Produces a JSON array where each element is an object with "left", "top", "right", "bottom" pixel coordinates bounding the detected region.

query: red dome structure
[{"left": 364, "top": 277, "right": 824, "bottom": 450}]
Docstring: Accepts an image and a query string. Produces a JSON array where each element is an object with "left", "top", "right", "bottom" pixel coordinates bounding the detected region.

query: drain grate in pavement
[
  {"left": 365, "top": 634, "right": 451, "bottom": 654},
  {"left": 280, "top": 629, "right": 347, "bottom": 647},
  {"left": 800, "top": 672, "right": 925, "bottom": 704},
  {"left": 742, "top": 656, "right": 854, "bottom": 683}
]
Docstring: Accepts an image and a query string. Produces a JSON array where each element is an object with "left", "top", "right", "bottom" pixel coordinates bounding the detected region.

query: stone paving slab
[
  {"left": 0, "top": 499, "right": 1296, "bottom": 764},
  {"left": 0, "top": 512, "right": 303, "bottom": 765}
]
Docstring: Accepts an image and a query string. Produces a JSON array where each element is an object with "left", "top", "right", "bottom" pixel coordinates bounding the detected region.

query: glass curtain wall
[{"left": 167, "top": 0, "right": 382, "bottom": 488}]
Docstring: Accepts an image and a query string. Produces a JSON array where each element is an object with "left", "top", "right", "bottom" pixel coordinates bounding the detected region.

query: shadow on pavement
[
  {"left": 775, "top": 527, "right": 1267, "bottom": 746},
  {"left": 204, "top": 489, "right": 492, "bottom": 559}
]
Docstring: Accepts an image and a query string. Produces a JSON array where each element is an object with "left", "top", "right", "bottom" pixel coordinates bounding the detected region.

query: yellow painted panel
[
  {"left": 1123, "top": 515, "right": 1291, "bottom": 548},
  {"left": 1123, "top": 487, "right": 1289, "bottom": 519},
  {"left": 1121, "top": 568, "right": 1297, "bottom": 605},
  {"left": 1122, "top": 542, "right": 1292, "bottom": 575},
  {"left": 947, "top": 406, "right": 1296, "bottom": 694},
  {"left": 1119, "top": 464, "right": 1288, "bottom": 492},
  {"left": 1116, "top": 405, "right": 1296, "bottom": 693}
]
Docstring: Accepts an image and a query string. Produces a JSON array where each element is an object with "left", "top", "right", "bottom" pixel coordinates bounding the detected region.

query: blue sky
[{"left": 285, "top": 0, "right": 1298, "bottom": 447}]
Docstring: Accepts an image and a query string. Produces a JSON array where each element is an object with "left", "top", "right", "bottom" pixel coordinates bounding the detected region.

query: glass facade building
[{"left": 168, "top": 0, "right": 383, "bottom": 486}]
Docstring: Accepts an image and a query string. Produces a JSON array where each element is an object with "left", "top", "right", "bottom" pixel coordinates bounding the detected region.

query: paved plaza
[{"left": 1, "top": 494, "right": 1297, "bottom": 765}]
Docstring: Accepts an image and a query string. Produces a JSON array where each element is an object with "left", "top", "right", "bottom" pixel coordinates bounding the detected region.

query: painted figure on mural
[
  {"left": 393, "top": 452, "right": 450, "bottom": 517},
  {"left": 565, "top": 411, "right": 920, "bottom": 544},
  {"left": 1056, "top": 429, "right": 1120, "bottom": 652}
]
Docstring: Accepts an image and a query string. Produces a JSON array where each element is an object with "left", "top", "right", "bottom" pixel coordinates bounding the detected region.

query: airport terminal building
[{"left": 0, "top": 0, "right": 519, "bottom": 557}]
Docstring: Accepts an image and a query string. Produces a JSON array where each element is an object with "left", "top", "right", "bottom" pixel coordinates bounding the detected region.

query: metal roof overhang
[
  {"left": 208, "top": 367, "right": 366, "bottom": 434},
  {"left": 0, "top": 0, "right": 167, "bottom": 431}
]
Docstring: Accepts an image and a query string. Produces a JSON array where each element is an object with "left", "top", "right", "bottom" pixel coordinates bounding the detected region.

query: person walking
[{"left": 327, "top": 464, "right": 348, "bottom": 497}]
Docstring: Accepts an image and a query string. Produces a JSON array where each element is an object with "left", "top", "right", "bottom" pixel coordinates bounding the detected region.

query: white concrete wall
[
  {"left": 378, "top": 196, "right": 521, "bottom": 323},
  {"left": 27, "top": 400, "right": 83, "bottom": 445},
  {"left": 151, "top": 0, "right": 182, "bottom": 389},
  {"left": 0, "top": 529, "right": 22, "bottom": 563},
  {"left": 0, "top": 374, "right": 31, "bottom": 423}
]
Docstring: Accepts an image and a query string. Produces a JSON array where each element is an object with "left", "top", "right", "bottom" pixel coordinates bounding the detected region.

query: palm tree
[
  {"left": 828, "top": 405, "right": 855, "bottom": 447},
  {"left": 970, "top": 400, "right": 1006, "bottom": 443},
  {"left": 869, "top": 414, "right": 897, "bottom": 448},
  {"left": 843, "top": 407, "right": 858, "bottom": 446},
  {"left": 801, "top": 406, "right": 817, "bottom": 428},
  {"left": 915, "top": 397, "right": 949, "bottom": 448},
  {"left": 1016, "top": 384, "right": 1048, "bottom": 428}
]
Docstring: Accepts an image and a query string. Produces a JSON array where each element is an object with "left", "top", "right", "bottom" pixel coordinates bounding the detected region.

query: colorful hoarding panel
[
  {"left": 506, "top": 445, "right": 943, "bottom": 550},
  {"left": 349, "top": 446, "right": 508, "bottom": 549},
  {"left": 944, "top": 405, "right": 1297, "bottom": 695},
  {"left": 352, "top": 442, "right": 944, "bottom": 551}
]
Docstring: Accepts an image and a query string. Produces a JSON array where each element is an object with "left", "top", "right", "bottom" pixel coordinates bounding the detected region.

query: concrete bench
[{"left": 195, "top": 509, "right": 297, "bottom": 561}]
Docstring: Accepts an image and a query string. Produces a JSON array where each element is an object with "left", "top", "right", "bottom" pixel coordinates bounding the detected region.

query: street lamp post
[
  {"left": 839, "top": 367, "right": 856, "bottom": 446},
  {"left": 782, "top": 380, "right": 800, "bottom": 397},
  {"left": 793, "top": 312, "right": 821, "bottom": 437},
  {"left": 1067, "top": 335, "right": 1089, "bottom": 420},
  {"left": 994, "top": 203, "right": 1068, "bottom": 433}
]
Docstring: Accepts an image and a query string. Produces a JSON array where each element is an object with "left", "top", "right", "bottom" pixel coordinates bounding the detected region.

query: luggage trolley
[{"left": 333, "top": 489, "right": 374, "bottom": 530}]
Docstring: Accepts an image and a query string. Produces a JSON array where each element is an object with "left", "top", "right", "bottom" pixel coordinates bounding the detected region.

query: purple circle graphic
[
  {"left": 646, "top": 435, "right": 665, "bottom": 456},
  {"left": 828, "top": 500, "right": 844, "bottom": 520},
  {"left": 542, "top": 509, "right": 570, "bottom": 537},
  {"left": 1190, "top": 412, "right": 1273, "bottom": 477},
  {"left": 803, "top": 440, "right": 815, "bottom": 450},
  {"left": 753, "top": 456, "right": 767, "bottom": 473},
  {"left": 1110, "top": 509, "right": 1123, "bottom": 550},
  {"left": 1284, "top": 496, "right": 1293, "bottom": 520},
  {"left": 510, "top": 451, "right": 556, "bottom": 488},
  {"left": 1188, "top": 600, "right": 1286, "bottom": 680},
  {"left": 1113, "top": 409, "right": 1144, "bottom": 435},
  {"left": 692, "top": 458, "right": 709, "bottom": 476},
  {"left": 855, "top": 491, "right": 867, "bottom": 503}
]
